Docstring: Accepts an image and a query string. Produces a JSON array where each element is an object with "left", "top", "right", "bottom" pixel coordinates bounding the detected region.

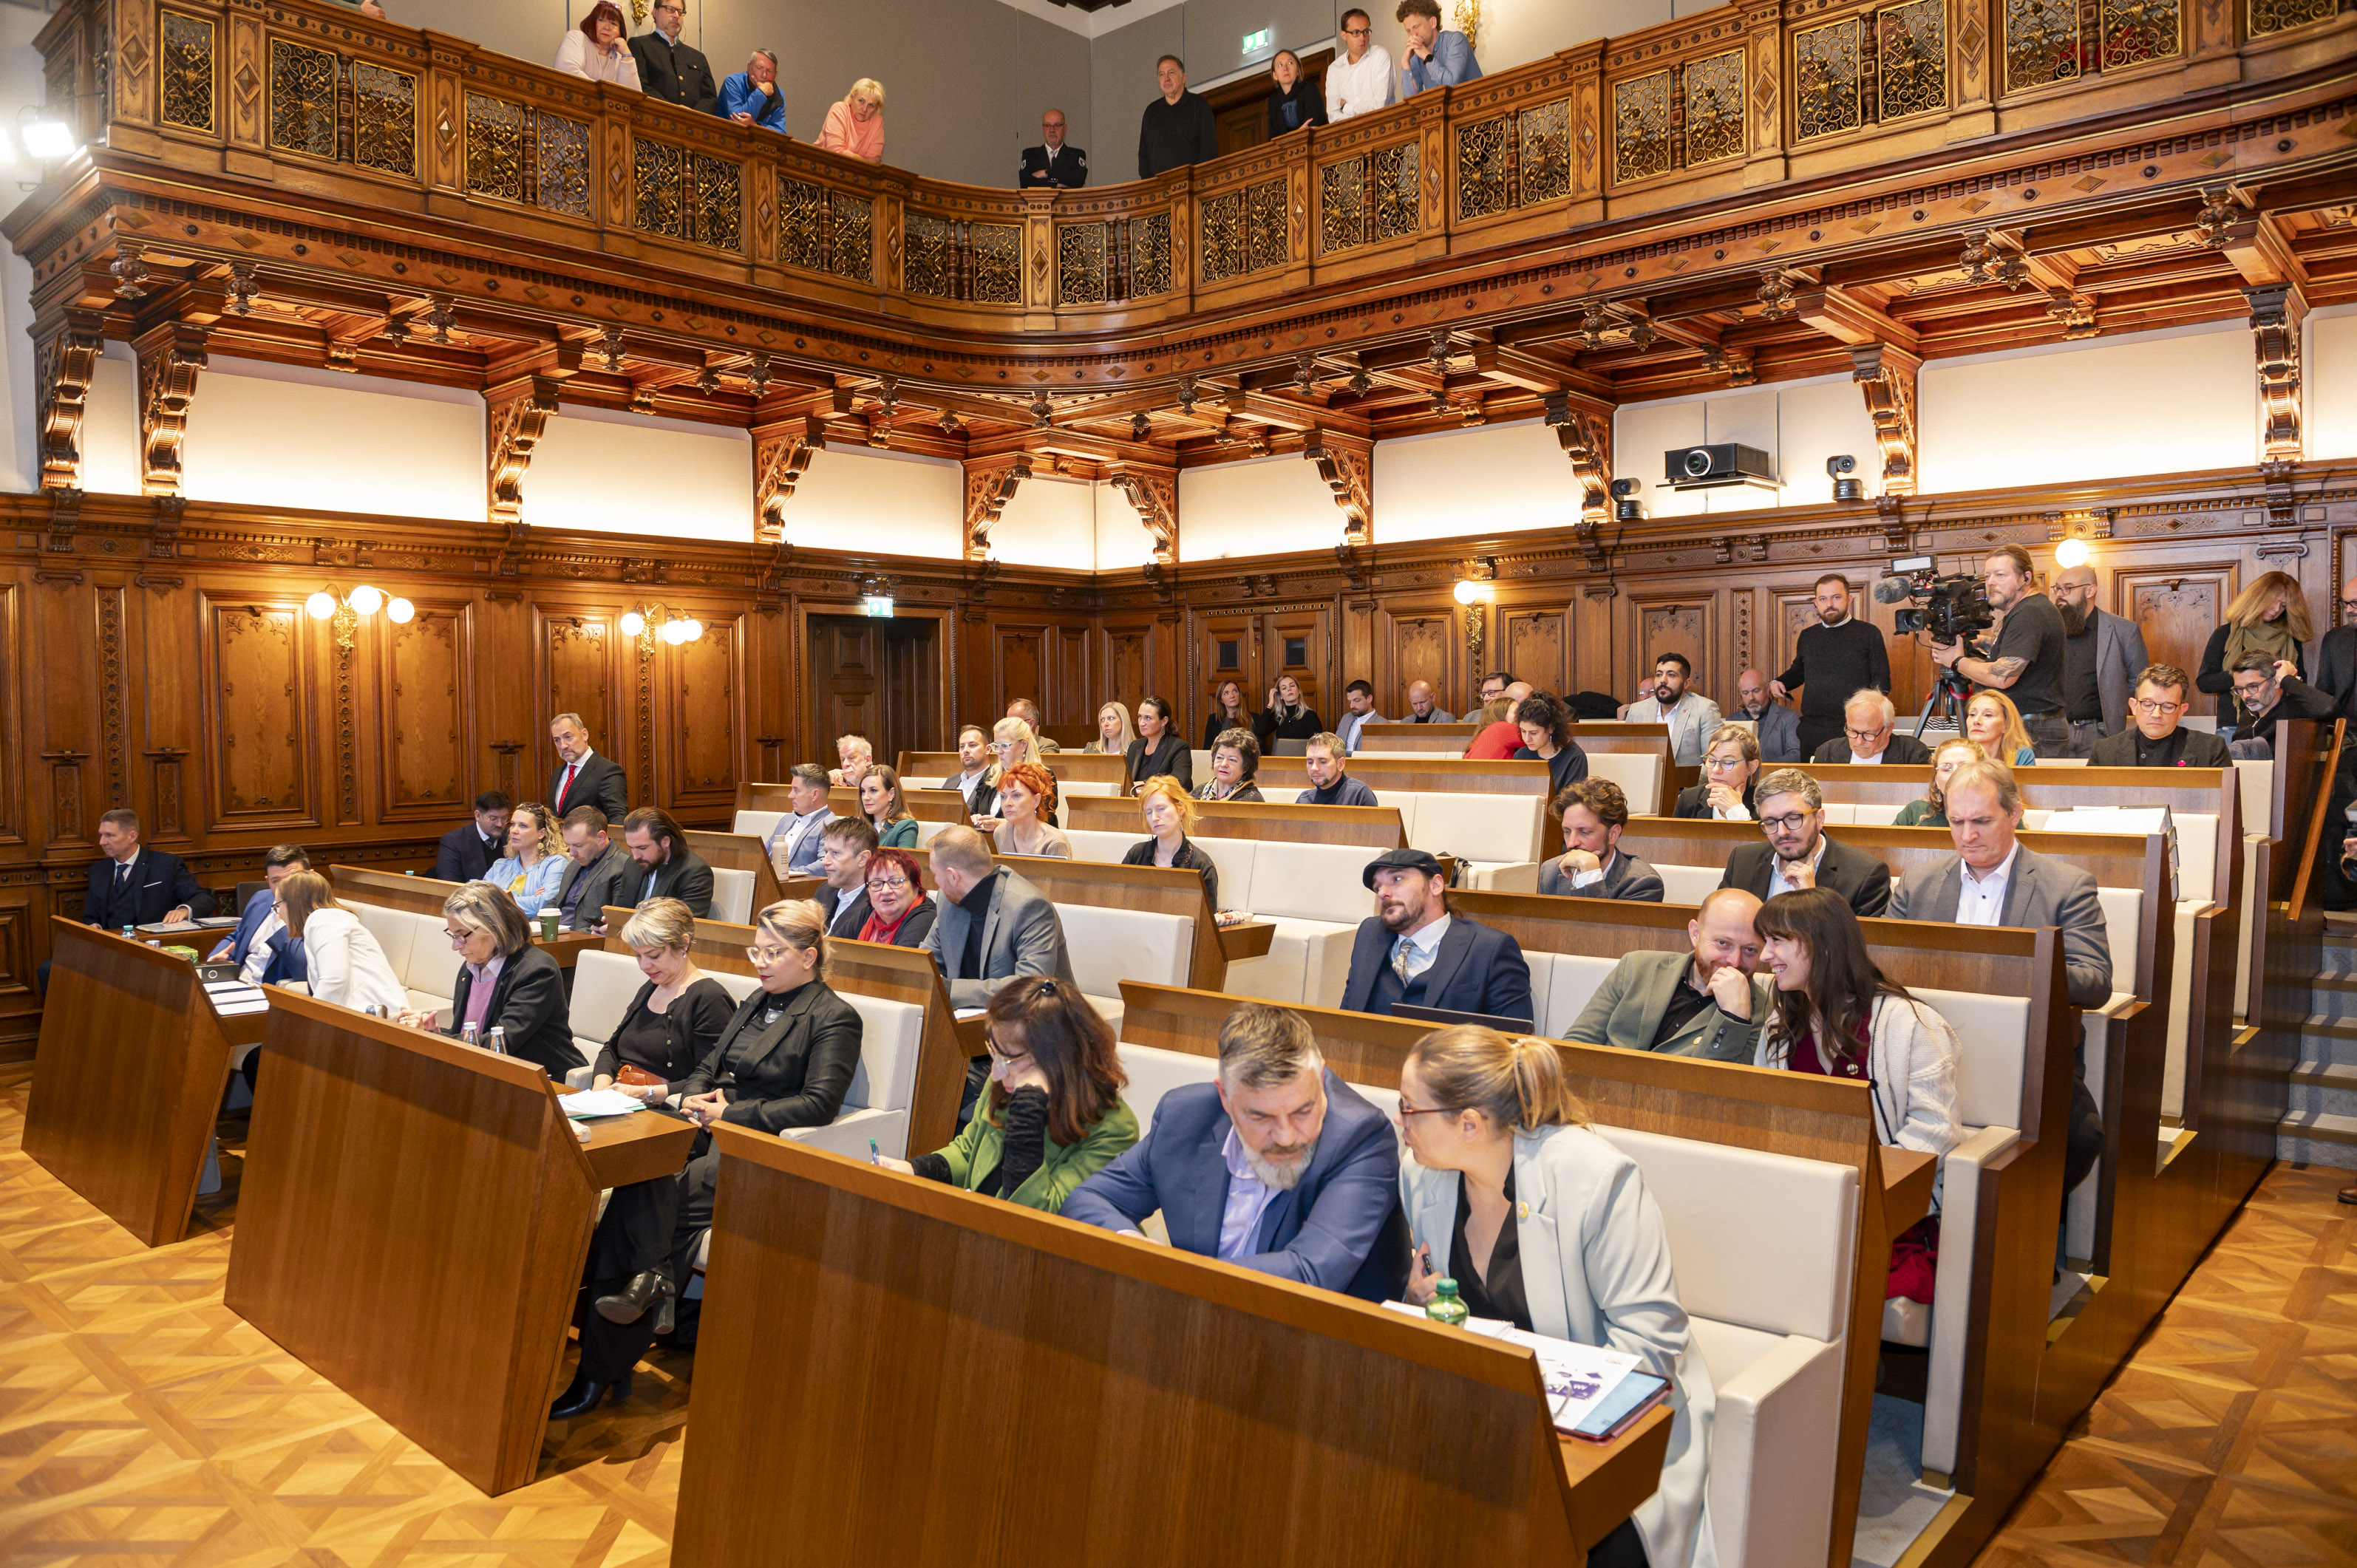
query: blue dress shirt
[
  {"left": 485, "top": 853, "right": 568, "bottom": 916},
  {"left": 721, "top": 72, "right": 786, "bottom": 132},
  {"left": 1401, "top": 30, "right": 1481, "bottom": 95}
]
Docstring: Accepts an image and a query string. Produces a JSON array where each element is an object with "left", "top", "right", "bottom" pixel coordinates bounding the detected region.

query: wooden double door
[
  {"left": 1195, "top": 609, "right": 1330, "bottom": 739},
  {"left": 808, "top": 615, "right": 940, "bottom": 769}
]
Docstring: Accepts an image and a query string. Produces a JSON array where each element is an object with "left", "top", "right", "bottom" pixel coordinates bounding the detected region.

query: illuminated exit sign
[{"left": 1242, "top": 27, "right": 1273, "bottom": 54}]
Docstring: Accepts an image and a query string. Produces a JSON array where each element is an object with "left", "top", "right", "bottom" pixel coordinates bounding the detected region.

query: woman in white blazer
[
  {"left": 276, "top": 871, "right": 407, "bottom": 1015},
  {"left": 1398, "top": 1026, "right": 1715, "bottom": 1568},
  {"left": 1752, "top": 886, "right": 1962, "bottom": 1193}
]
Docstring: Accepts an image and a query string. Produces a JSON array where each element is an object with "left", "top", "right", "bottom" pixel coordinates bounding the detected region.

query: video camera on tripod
[{"left": 1874, "top": 555, "right": 1996, "bottom": 648}]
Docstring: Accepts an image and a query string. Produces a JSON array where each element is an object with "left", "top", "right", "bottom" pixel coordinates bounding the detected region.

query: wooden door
[
  {"left": 810, "top": 614, "right": 938, "bottom": 771},
  {"left": 1261, "top": 609, "right": 1329, "bottom": 724}
]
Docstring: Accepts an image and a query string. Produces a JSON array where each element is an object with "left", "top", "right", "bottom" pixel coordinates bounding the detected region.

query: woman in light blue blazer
[
  {"left": 483, "top": 801, "right": 569, "bottom": 916},
  {"left": 1399, "top": 1026, "right": 1716, "bottom": 1568}
]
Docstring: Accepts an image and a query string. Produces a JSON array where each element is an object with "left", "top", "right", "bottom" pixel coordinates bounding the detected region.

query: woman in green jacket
[{"left": 882, "top": 975, "right": 1137, "bottom": 1211}]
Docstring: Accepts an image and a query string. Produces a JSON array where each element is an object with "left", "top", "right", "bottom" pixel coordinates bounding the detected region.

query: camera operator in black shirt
[{"left": 1929, "top": 545, "right": 2071, "bottom": 757}]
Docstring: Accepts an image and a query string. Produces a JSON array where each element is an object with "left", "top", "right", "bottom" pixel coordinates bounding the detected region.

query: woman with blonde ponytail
[{"left": 1397, "top": 1026, "right": 1716, "bottom": 1568}]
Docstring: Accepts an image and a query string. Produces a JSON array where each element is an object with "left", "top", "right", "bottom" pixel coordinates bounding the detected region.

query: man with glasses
[
  {"left": 1719, "top": 768, "right": 1892, "bottom": 919},
  {"left": 628, "top": 0, "right": 718, "bottom": 114},
  {"left": 2222, "top": 650, "right": 2335, "bottom": 759},
  {"left": 2085, "top": 665, "right": 2231, "bottom": 768},
  {"left": 763, "top": 764, "right": 837, "bottom": 879},
  {"left": 814, "top": 817, "right": 880, "bottom": 938},
  {"left": 1810, "top": 689, "right": 1932, "bottom": 764},
  {"left": 1623, "top": 652, "right": 1721, "bottom": 766},
  {"left": 2311, "top": 575, "right": 2357, "bottom": 723},
  {"left": 1018, "top": 109, "right": 1088, "bottom": 188},
  {"left": 1324, "top": 7, "right": 1395, "bottom": 121},
  {"left": 2051, "top": 562, "right": 2149, "bottom": 756}
]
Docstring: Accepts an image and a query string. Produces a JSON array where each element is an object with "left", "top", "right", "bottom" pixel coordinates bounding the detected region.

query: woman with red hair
[
  {"left": 990, "top": 762, "right": 1071, "bottom": 859},
  {"left": 554, "top": 1, "right": 642, "bottom": 88},
  {"left": 855, "top": 848, "right": 936, "bottom": 948}
]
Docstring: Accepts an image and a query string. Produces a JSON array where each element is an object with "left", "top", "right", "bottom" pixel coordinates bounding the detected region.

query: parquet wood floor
[
  {"left": 1977, "top": 1163, "right": 2357, "bottom": 1567},
  {"left": 7, "top": 1053, "right": 2353, "bottom": 1568}
]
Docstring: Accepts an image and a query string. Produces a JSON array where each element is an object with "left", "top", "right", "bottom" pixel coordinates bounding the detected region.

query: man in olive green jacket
[{"left": 1562, "top": 889, "right": 1769, "bottom": 1063}]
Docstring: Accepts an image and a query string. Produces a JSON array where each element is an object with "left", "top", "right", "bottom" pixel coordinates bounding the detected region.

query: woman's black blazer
[
  {"left": 1127, "top": 734, "right": 1194, "bottom": 792},
  {"left": 448, "top": 944, "right": 575, "bottom": 1080},
  {"left": 678, "top": 979, "right": 863, "bottom": 1135},
  {"left": 1673, "top": 781, "right": 1756, "bottom": 819},
  {"left": 592, "top": 975, "right": 738, "bottom": 1085},
  {"left": 1120, "top": 835, "right": 1221, "bottom": 910}
]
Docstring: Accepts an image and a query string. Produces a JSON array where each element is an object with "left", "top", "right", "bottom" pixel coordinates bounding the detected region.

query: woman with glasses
[
  {"left": 854, "top": 848, "right": 936, "bottom": 947},
  {"left": 398, "top": 883, "right": 576, "bottom": 1080},
  {"left": 1963, "top": 689, "right": 2036, "bottom": 767},
  {"left": 1121, "top": 775, "right": 1220, "bottom": 907},
  {"left": 972, "top": 717, "right": 1041, "bottom": 833},
  {"left": 1894, "top": 737, "right": 1985, "bottom": 827},
  {"left": 876, "top": 977, "right": 1137, "bottom": 1213},
  {"left": 857, "top": 766, "right": 919, "bottom": 848},
  {"left": 1673, "top": 724, "right": 1760, "bottom": 819},
  {"left": 557, "top": 899, "right": 863, "bottom": 1417},
  {"left": 1130, "top": 695, "right": 1194, "bottom": 793},
  {"left": 485, "top": 802, "right": 568, "bottom": 916},
  {"left": 1397, "top": 1025, "right": 1715, "bottom": 1568},
  {"left": 1197, "top": 728, "right": 1265, "bottom": 802}
]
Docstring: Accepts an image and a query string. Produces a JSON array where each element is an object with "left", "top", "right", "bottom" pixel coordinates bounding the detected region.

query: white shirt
[
  {"left": 1569, "top": 851, "right": 1620, "bottom": 890},
  {"left": 1849, "top": 747, "right": 1886, "bottom": 766},
  {"left": 1391, "top": 913, "right": 1452, "bottom": 981},
  {"left": 554, "top": 30, "right": 642, "bottom": 86},
  {"left": 954, "top": 767, "right": 989, "bottom": 805},
  {"left": 1767, "top": 837, "right": 1830, "bottom": 900},
  {"left": 1953, "top": 844, "right": 2020, "bottom": 927},
  {"left": 1337, "top": 708, "right": 1384, "bottom": 751},
  {"left": 1326, "top": 44, "right": 1396, "bottom": 120},
  {"left": 239, "top": 909, "right": 286, "bottom": 984}
]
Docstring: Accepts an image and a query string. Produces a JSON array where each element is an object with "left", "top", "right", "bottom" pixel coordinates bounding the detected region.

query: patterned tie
[{"left": 1392, "top": 935, "right": 1415, "bottom": 985}]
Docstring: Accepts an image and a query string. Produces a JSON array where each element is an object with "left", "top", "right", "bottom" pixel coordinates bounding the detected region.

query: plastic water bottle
[
  {"left": 460, "top": 1021, "right": 480, "bottom": 1049},
  {"left": 1426, "top": 1278, "right": 1469, "bottom": 1326},
  {"left": 120, "top": 924, "right": 135, "bottom": 939},
  {"left": 486, "top": 1026, "right": 506, "bottom": 1057}
]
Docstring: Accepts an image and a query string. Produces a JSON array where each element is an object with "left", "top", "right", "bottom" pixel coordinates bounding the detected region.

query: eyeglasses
[
  {"left": 746, "top": 944, "right": 792, "bottom": 964},
  {"left": 1397, "top": 1102, "right": 1455, "bottom": 1117},
  {"left": 867, "top": 876, "right": 911, "bottom": 893},
  {"left": 1760, "top": 811, "right": 1814, "bottom": 832},
  {"left": 1342, "top": 24, "right": 1370, "bottom": 33},
  {"left": 2132, "top": 698, "right": 2186, "bottom": 715},
  {"left": 1845, "top": 727, "right": 1889, "bottom": 743},
  {"left": 444, "top": 928, "right": 472, "bottom": 945},
  {"left": 2231, "top": 682, "right": 2273, "bottom": 701},
  {"left": 2341, "top": 599, "right": 2357, "bottom": 615},
  {"left": 1704, "top": 755, "right": 1749, "bottom": 772}
]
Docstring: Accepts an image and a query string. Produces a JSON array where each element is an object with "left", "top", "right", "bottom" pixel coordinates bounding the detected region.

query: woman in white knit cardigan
[{"left": 1751, "top": 886, "right": 1962, "bottom": 1199}]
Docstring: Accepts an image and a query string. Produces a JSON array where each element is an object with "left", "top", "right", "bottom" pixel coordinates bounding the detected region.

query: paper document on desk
[
  {"left": 1500, "top": 1329, "right": 1640, "bottom": 1431},
  {"left": 558, "top": 1088, "right": 647, "bottom": 1119}
]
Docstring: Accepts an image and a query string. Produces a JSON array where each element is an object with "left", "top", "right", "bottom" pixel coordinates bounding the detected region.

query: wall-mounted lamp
[
  {"left": 620, "top": 604, "right": 705, "bottom": 655},
  {"left": 305, "top": 584, "right": 414, "bottom": 652},
  {"left": 2053, "top": 536, "right": 2091, "bottom": 569}
]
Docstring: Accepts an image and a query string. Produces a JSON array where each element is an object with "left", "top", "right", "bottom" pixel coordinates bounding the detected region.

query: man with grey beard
[{"left": 1063, "top": 1002, "right": 1410, "bottom": 1300}]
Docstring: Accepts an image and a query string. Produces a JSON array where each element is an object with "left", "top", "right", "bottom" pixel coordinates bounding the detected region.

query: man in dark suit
[
  {"left": 1339, "top": 848, "right": 1534, "bottom": 1026},
  {"left": 2313, "top": 573, "right": 2357, "bottom": 723},
  {"left": 40, "top": 807, "right": 218, "bottom": 992},
  {"left": 549, "top": 712, "right": 630, "bottom": 824},
  {"left": 557, "top": 806, "right": 639, "bottom": 934},
  {"left": 1564, "top": 889, "right": 1767, "bottom": 1062},
  {"left": 2084, "top": 664, "right": 2231, "bottom": 768},
  {"left": 627, "top": 0, "right": 718, "bottom": 113},
  {"left": 1064, "top": 1002, "right": 1410, "bottom": 1301},
  {"left": 1719, "top": 768, "right": 1892, "bottom": 920},
  {"left": 1735, "top": 669, "right": 1803, "bottom": 763},
  {"left": 1018, "top": 108, "right": 1088, "bottom": 188},
  {"left": 205, "top": 842, "right": 311, "bottom": 984},
  {"left": 621, "top": 807, "right": 715, "bottom": 918},
  {"left": 940, "top": 726, "right": 997, "bottom": 818},
  {"left": 1809, "top": 690, "right": 1933, "bottom": 765},
  {"left": 920, "top": 825, "right": 1078, "bottom": 1119},
  {"left": 2226, "top": 652, "right": 2336, "bottom": 758},
  {"left": 434, "top": 791, "right": 512, "bottom": 882},
  {"left": 815, "top": 817, "right": 878, "bottom": 938}
]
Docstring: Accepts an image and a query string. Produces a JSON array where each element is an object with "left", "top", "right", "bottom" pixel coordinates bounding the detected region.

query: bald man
[
  {"left": 1404, "top": 678, "right": 1455, "bottom": 723},
  {"left": 2314, "top": 575, "right": 2357, "bottom": 724},
  {"left": 1734, "top": 667, "right": 1802, "bottom": 762},
  {"left": 1561, "top": 887, "right": 1769, "bottom": 1063},
  {"left": 2050, "top": 563, "right": 2148, "bottom": 755}
]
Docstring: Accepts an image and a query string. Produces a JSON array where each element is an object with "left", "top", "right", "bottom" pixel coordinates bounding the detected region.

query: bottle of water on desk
[
  {"left": 485, "top": 1026, "right": 506, "bottom": 1057},
  {"left": 460, "top": 1021, "right": 480, "bottom": 1049},
  {"left": 1426, "top": 1278, "right": 1469, "bottom": 1326}
]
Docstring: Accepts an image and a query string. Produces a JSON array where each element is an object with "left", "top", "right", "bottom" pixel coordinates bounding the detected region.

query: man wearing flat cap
[{"left": 1338, "top": 848, "right": 1534, "bottom": 1026}]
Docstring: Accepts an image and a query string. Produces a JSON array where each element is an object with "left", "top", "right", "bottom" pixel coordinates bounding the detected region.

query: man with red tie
[{"left": 548, "top": 712, "right": 630, "bottom": 824}]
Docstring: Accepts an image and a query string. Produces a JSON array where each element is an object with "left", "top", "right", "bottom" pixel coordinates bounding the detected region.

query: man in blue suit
[
  {"left": 38, "top": 808, "right": 217, "bottom": 992},
  {"left": 205, "top": 843, "right": 313, "bottom": 984},
  {"left": 1064, "top": 1003, "right": 1409, "bottom": 1301},
  {"left": 1339, "top": 848, "right": 1534, "bottom": 1026}
]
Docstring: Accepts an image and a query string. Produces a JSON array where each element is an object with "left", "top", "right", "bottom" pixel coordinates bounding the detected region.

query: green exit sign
[{"left": 1242, "top": 27, "right": 1273, "bottom": 54}]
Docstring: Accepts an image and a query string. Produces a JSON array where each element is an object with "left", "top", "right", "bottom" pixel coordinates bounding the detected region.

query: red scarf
[{"left": 859, "top": 905, "right": 912, "bottom": 944}]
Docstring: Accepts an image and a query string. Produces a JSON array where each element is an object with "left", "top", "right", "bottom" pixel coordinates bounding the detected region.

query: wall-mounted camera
[
  {"left": 1827, "top": 454, "right": 1863, "bottom": 503},
  {"left": 1609, "top": 477, "right": 1645, "bottom": 522}
]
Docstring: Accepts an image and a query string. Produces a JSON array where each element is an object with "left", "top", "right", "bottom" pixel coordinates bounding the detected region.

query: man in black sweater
[
  {"left": 1772, "top": 573, "right": 1891, "bottom": 763},
  {"left": 1138, "top": 55, "right": 1218, "bottom": 178}
]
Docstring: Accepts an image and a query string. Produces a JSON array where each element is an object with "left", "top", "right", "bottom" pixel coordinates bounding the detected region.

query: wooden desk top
[
  {"left": 532, "top": 930, "right": 604, "bottom": 969},
  {"left": 574, "top": 1105, "right": 699, "bottom": 1187},
  {"left": 1217, "top": 918, "right": 1276, "bottom": 959},
  {"left": 1558, "top": 1403, "right": 1674, "bottom": 1544}
]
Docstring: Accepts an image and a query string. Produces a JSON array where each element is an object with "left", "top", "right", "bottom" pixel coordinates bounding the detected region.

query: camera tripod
[{"left": 1911, "top": 668, "right": 1976, "bottom": 740}]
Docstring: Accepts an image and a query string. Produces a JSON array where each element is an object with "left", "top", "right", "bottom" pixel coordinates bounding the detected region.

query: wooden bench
[{"left": 1066, "top": 794, "right": 1408, "bottom": 848}]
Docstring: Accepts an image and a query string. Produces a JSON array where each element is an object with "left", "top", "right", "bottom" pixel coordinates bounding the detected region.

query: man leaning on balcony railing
[
  {"left": 1395, "top": 0, "right": 1480, "bottom": 95},
  {"left": 722, "top": 51, "right": 787, "bottom": 134}
]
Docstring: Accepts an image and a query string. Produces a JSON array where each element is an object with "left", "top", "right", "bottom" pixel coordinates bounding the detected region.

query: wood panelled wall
[{"left": 2, "top": 461, "right": 2350, "bottom": 1050}]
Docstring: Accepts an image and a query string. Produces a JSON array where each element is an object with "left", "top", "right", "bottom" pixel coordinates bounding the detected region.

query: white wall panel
[
  {"left": 2309, "top": 304, "right": 2357, "bottom": 462},
  {"left": 82, "top": 347, "right": 140, "bottom": 497},
  {"left": 181, "top": 356, "right": 485, "bottom": 520},
  {"left": 1178, "top": 452, "right": 1344, "bottom": 560},
  {"left": 523, "top": 406, "right": 752, "bottom": 540},
  {"left": 776, "top": 443, "right": 965, "bottom": 559},
  {"left": 992, "top": 473, "right": 1098, "bottom": 567},
  {"left": 1377, "top": 419, "right": 1581, "bottom": 543},
  {"left": 1096, "top": 484, "right": 1161, "bottom": 570}
]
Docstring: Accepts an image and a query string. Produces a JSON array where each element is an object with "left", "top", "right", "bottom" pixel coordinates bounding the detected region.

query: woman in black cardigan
[
  {"left": 1265, "top": 50, "right": 1327, "bottom": 136},
  {"left": 1121, "top": 777, "right": 1222, "bottom": 909},
  {"left": 556, "top": 899, "right": 864, "bottom": 1417},
  {"left": 1253, "top": 674, "right": 1324, "bottom": 747},
  {"left": 1203, "top": 679, "right": 1251, "bottom": 751},
  {"left": 1673, "top": 724, "right": 1761, "bottom": 820},
  {"left": 1127, "top": 694, "right": 1194, "bottom": 794},
  {"left": 401, "top": 882, "right": 574, "bottom": 1080}
]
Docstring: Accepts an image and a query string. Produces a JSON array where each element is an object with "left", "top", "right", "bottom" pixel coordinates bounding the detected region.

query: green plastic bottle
[{"left": 1426, "top": 1278, "right": 1469, "bottom": 1326}]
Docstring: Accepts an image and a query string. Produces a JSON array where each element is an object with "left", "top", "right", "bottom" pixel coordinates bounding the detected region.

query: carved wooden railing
[{"left": 35, "top": 0, "right": 2352, "bottom": 330}]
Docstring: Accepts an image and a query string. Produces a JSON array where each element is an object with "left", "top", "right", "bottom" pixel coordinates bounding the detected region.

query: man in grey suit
[
  {"left": 2052, "top": 564, "right": 2150, "bottom": 756},
  {"left": 1564, "top": 889, "right": 1767, "bottom": 1062},
  {"left": 1888, "top": 757, "right": 2109, "bottom": 1193},
  {"left": 556, "top": 805, "right": 639, "bottom": 934},
  {"left": 1404, "top": 679, "right": 1456, "bottom": 724},
  {"left": 1623, "top": 652, "right": 1722, "bottom": 767},
  {"left": 763, "top": 764, "right": 838, "bottom": 879},
  {"left": 1735, "top": 669, "right": 1803, "bottom": 763},
  {"left": 921, "top": 825, "right": 1078, "bottom": 1118}
]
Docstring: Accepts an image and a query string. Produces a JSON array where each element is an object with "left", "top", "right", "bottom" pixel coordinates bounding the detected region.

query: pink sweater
[{"left": 816, "top": 100, "right": 885, "bottom": 163}]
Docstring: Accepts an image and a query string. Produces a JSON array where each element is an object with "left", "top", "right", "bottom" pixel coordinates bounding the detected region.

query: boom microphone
[{"left": 1871, "top": 575, "right": 1916, "bottom": 604}]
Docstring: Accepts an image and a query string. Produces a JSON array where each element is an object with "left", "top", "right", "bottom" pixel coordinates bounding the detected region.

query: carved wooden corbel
[
  {"left": 486, "top": 375, "right": 564, "bottom": 526},
  {"left": 1302, "top": 429, "right": 1373, "bottom": 547},
  {"left": 962, "top": 453, "right": 1032, "bottom": 561},
  {"left": 1107, "top": 461, "right": 1179, "bottom": 566},
  {"left": 2246, "top": 281, "right": 2306, "bottom": 466},
  {"left": 1848, "top": 341, "right": 1921, "bottom": 499},
  {"left": 136, "top": 321, "right": 211, "bottom": 498},
  {"left": 753, "top": 413, "right": 827, "bottom": 542},
  {"left": 36, "top": 309, "right": 106, "bottom": 492},
  {"left": 1543, "top": 392, "right": 1614, "bottom": 576}
]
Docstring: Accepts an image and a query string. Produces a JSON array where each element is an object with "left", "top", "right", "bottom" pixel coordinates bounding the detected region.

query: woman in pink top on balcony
[
  {"left": 815, "top": 78, "right": 887, "bottom": 163},
  {"left": 554, "top": 1, "right": 642, "bottom": 89}
]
